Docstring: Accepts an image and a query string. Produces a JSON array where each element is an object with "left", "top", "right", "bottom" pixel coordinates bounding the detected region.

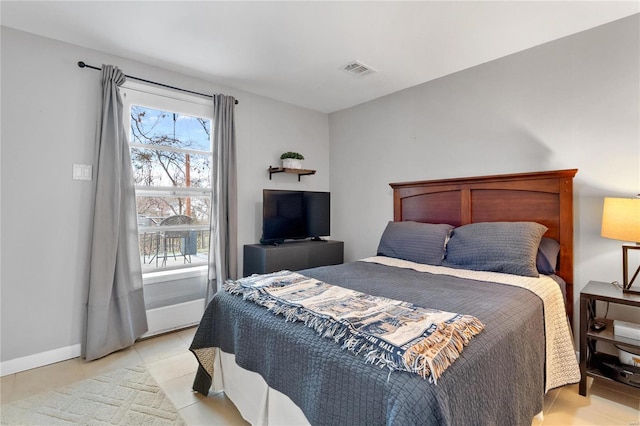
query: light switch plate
[{"left": 72, "top": 164, "right": 92, "bottom": 181}]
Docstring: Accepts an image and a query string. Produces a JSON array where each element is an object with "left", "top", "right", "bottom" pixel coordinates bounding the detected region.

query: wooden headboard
[{"left": 389, "top": 169, "right": 578, "bottom": 321}]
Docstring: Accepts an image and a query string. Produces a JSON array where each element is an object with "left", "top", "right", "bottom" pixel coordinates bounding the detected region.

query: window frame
[{"left": 121, "top": 81, "right": 213, "bottom": 272}]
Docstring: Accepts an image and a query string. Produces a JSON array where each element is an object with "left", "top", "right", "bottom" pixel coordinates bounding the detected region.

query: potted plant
[{"left": 280, "top": 151, "right": 305, "bottom": 169}]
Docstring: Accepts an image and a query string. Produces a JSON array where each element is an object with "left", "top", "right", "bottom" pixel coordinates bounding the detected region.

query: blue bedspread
[{"left": 190, "top": 261, "right": 547, "bottom": 425}]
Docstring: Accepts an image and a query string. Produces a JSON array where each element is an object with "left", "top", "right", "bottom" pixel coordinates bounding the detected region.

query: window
[{"left": 121, "top": 84, "right": 213, "bottom": 275}]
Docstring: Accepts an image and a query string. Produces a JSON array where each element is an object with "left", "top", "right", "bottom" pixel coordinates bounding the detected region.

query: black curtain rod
[{"left": 77, "top": 61, "right": 238, "bottom": 104}]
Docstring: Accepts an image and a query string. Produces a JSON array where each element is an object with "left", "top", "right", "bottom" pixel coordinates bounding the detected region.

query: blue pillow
[
  {"left": 377, "top": 221, "right": 453, "bottom": 266},
  {"left": 536, "top": 237, "right": 560, "bottom": 275},
  {"left": 444, "top": 222, "right": 548, "bottom": 277}
]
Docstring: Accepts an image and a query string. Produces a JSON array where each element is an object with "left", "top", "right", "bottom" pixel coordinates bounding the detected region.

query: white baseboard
[
  {"left": 1, "top": 299, "right": 204, "bottom": 376},
  {"left": 0, "top": 344, "right": 82, "bottom": 377},
  {"left": 141, "top": 298, "right": 205, "bottom": 338}
]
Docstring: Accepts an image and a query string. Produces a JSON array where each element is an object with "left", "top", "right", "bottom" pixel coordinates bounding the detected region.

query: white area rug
[{"left": 1, "top": 365, "right": 185, "bottom": 425}]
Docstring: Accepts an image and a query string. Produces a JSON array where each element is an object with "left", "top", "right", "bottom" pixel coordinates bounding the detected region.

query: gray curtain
[
  {"left": 207, "top": 94, "right": 238, "bottom": 301},
  {"left": 83, "top": 65, "right": 148, "bottom": 361}
]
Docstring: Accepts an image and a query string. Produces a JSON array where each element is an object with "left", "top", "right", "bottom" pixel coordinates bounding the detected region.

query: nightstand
[{"left": 579, "top": 280, "right": 640, "bottom": 396}]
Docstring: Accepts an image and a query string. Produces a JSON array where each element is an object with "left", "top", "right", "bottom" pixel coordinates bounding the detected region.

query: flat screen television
[{"left": 261, "top": 189, "right": 330, "bottom": 244}]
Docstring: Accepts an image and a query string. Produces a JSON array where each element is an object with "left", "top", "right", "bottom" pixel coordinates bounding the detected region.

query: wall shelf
[{"left": 268, "top": 166, "right": 316, "bottom": 181}]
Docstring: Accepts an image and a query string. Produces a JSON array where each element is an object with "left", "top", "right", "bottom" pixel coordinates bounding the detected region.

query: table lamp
[{"left": 601, "top": 196, "right": 640, "bottom": 295}]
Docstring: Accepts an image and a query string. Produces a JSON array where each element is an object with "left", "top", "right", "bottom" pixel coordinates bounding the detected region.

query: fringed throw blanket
[{"left": 225, "top": 270, "right": 484, "bottom": 383}]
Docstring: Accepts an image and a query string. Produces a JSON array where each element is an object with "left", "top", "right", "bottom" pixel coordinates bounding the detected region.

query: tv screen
[{"left": 261, "top": 190, "right": 330, "bottom": 244}]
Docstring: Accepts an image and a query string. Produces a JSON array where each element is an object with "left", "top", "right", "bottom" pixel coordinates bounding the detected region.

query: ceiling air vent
[{"left": 342, "top": 60, "right": 376, "bottom": 77}]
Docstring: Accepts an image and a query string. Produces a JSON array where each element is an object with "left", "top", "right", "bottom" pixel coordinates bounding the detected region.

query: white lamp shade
[{"left": 601, "top": 197, "right": 640, "bottom": 242}]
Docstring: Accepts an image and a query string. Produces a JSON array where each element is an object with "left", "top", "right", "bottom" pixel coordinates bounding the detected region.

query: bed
[{"left": 190, "top": 169, "right": 581, "bottom": 425}]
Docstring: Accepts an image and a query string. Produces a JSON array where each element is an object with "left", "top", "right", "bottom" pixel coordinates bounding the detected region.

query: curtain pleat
[
  {"left": 83, "top": 65, "right": 148, "bottom": 361},
  {"left": 207, "top": 94, "right": 238, "bottom": 302}
]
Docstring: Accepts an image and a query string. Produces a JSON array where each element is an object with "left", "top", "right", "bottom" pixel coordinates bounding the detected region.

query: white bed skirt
[{"left": 213, "top": 348, "right": 311, "bottom": 425}]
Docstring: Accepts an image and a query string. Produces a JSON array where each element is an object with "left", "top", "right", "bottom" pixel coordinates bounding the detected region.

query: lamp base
[
  {"left": 622, "top": 245, "right": 640, "bottom": 294},
  {"left": 623, "top": 287, "right": 640, "bottom": 295}
]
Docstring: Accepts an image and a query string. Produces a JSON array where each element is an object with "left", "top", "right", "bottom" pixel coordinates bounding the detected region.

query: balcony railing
[{"left": 138, "top": 228, "right": 210, "bottom": 273}]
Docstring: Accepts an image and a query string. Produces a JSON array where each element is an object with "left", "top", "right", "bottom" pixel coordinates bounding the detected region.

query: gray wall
[
  {"left": 329, "top": 15, "right": 640, "bottom": 326},
  {"left": 0, "top": 27, "right": 330, "bottom": 363},
  {"left": 2, "top": 14, "right": 638, "bottom": 365}
]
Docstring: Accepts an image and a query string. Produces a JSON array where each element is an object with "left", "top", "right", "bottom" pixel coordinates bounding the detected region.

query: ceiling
[{"left": 2, "top": 1, "right": 638, "bottom": 113}]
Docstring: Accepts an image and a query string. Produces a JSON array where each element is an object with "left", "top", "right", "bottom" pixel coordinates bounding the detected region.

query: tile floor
[{"left": 1, "top": 327, "right": 638, "bottom": 425}]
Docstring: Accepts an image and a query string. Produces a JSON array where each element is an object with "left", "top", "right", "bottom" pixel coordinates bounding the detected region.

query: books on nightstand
[
  {"left": 613, "top": 320, "right": 640, "bottom": 368},
  {"left": 614, "top": 320, "right": 640, "bottom": 341}
]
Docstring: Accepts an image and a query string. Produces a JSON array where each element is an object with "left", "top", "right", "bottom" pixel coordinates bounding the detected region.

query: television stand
[{"left": 243, "top": 240, "right": 344, "bottom": 277}]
